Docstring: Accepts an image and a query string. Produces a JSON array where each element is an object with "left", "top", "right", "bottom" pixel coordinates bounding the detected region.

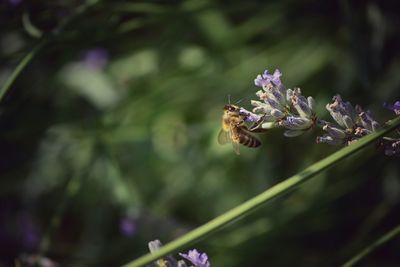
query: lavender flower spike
[{"left": 179, "top": 249, "right": 211, "bottom": 267}]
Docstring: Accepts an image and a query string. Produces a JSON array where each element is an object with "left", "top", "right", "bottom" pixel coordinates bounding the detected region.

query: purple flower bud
[
  {"left": 254, "top": 75, "right": 264, "bottom": 87},
  {"left": 323, "top": 125, "right": 346, "bottom": 139},
  {"left": 326, "top": 104, "right": 344, "bottom": 128},
  {"left": 371, "top": 121, "right": 379, "bottom": 131},
  {"left": 266, "top": 97, "right": 283, "bottom": 110},
  {"left": 179, "top": 249, "right": 211, "bottom": 267},
  {"left": 251, "top": 100, "right": 272, "bottom": 115},
  {"left": 359, "top": 110, "right": 379, "bottom": 131},
  {"left": 254, "top": 69, "right": 282, "bottom": 88},
  {"left": 252, "top": 106, "right": 266, "bottom": 114},
  {"left": 239, "top": 107, "right": 262, "bottom": 122},
  {"left": 279, "top": 116, "right": 313, "bottom": 130},
  {"left": 292, "top": 94, "right": 311, "bottom": 118},
  {"left": 264, "top": 83, "right": 287, "bottom": 107},
  {"left": 342, "top": 115, "right": 354, "bottom": 129},
  {"left": 383, "top": 101, "right": 400, "bottom": 115},
  {"left": 307, "top": 96, "right": 315, "bottom": 112},
  {"left": 326, "top": 95, "right": 358, "bottom": 129},
  {"left": 271, "top": 109, "right": 285, "bottom": 119},
  {"left": 255, "top": 86, "right": 285, "bottom": 109}
]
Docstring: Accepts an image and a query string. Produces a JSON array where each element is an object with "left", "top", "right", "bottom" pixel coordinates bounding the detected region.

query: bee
[{"left": 218, "top": 104, "right": 261, "bottom": 155}]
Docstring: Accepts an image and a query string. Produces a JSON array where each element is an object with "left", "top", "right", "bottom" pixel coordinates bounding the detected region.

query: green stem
[
  {"left": 0, "top": 0, "right": 101, "bottom": 104},
  {"left": 39, "top": 172, "right": 83, "bottom": 255},
  {"left": 0, "top": 40, "right": 47, "bottom": 102},
  {"left": 341, "top": 223, "right": 400, "bottom": 267},
  {"left": 123, "top": 116, "right": 400, "bottom": 267}
]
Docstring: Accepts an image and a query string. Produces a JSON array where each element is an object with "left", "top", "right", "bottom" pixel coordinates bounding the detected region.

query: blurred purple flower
[
  {"left": 119, "top": 216, "right": 137, "bottom": 237},
  {"left": 9, "top": 0, "right": 22, "bottom": 6},
  {"left": 384, "top": 101, "right": 400, "bottom": 115},
  {"left": 82, "top": 48, "right": 109, "bottom": 70},
  {"left": 18, "top": 212, "right": 40, "bottom": 250},
  {"left": 179, "top": 249, "right": 211, "bottom": 267}
]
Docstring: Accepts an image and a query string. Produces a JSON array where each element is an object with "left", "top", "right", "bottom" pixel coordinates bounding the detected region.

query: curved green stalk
[
  {"left": 342, "top": 223, "right": 400, "bottom": 267},
  {"left": 0, "top": 0, "right": 101, "bottom": 104},
  {"left": 123, "top": 116, "right": 400, "bottom": 267},
  {"left": 0, "top": 40, "right": 47, "bottom": 102},
  {"left": 39, "top": 171, "right": 83, "bottom": 255}
]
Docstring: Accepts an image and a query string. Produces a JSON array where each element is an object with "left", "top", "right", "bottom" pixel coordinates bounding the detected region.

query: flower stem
[
  {"left": 341, "top": 223, "right": 400, "bottom": 267},
  {"left": 0, "top": 40, "right": 46, "bottom": 102},
  {"left": 0, "top": 0, "right": 101, "bottom": 103},
  {"left": 123, "top": 116, "right": 400, "bottom": 267}
]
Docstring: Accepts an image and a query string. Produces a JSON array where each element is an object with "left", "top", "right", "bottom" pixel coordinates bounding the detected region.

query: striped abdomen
[{"left": 233, "top": 126, "right": 261, "bottom": 148}]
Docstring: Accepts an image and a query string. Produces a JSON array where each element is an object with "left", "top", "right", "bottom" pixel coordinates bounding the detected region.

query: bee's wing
[
  {"left": 217, "top": 129, "right": 230, "bottom": 145},
  {"left": 229, "top": 127, "right": 241, "bottom": 155},
  {"left": 231, "top": 141, "right": 241, "bottom": 155},
  {"left": 218, "top": 129, "right": 240, "bottom": 155}
]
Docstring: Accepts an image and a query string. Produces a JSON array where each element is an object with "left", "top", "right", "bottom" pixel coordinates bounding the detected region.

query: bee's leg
[
  {"left": 249, "top": 117, "right": 269, "bottom": 133},
  {"left": 249, "top": 127, "right": 268, "bottom": 133}
]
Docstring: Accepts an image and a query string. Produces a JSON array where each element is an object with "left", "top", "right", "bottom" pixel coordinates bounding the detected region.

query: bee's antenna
[
  {"left": 235, "top": 96, "right": 250, "bottom": 105},
  {"left": 228, "top": 94, "right": 231, "bottom": 105}
]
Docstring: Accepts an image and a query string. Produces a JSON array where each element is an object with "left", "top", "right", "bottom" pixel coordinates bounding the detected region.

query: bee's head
[{"left": 224, "top": 104, "right": 239, "bottom": 112}]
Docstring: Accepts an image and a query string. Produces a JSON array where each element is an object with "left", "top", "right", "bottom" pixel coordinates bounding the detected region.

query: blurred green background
[{"left": 1, "top": 0, "right": 400, "bottom": 266}]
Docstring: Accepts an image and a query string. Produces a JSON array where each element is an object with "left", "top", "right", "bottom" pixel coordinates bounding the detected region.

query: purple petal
[
  {"left": 239, "top": 107, "right": 262, "bottom": 122},
  {"left": 179, "top": 249, "right": 210, "bottom": 267},
  {"left": 254, "top": 69, "right": 282, "bottom": 88},
  {"left": 383, "top": 101, "right": 400, "bottom": 115}
]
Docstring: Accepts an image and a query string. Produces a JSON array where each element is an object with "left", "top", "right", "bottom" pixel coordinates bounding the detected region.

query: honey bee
[{"left": 218, "top": 104, "right": 261, "bottom": 155}]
